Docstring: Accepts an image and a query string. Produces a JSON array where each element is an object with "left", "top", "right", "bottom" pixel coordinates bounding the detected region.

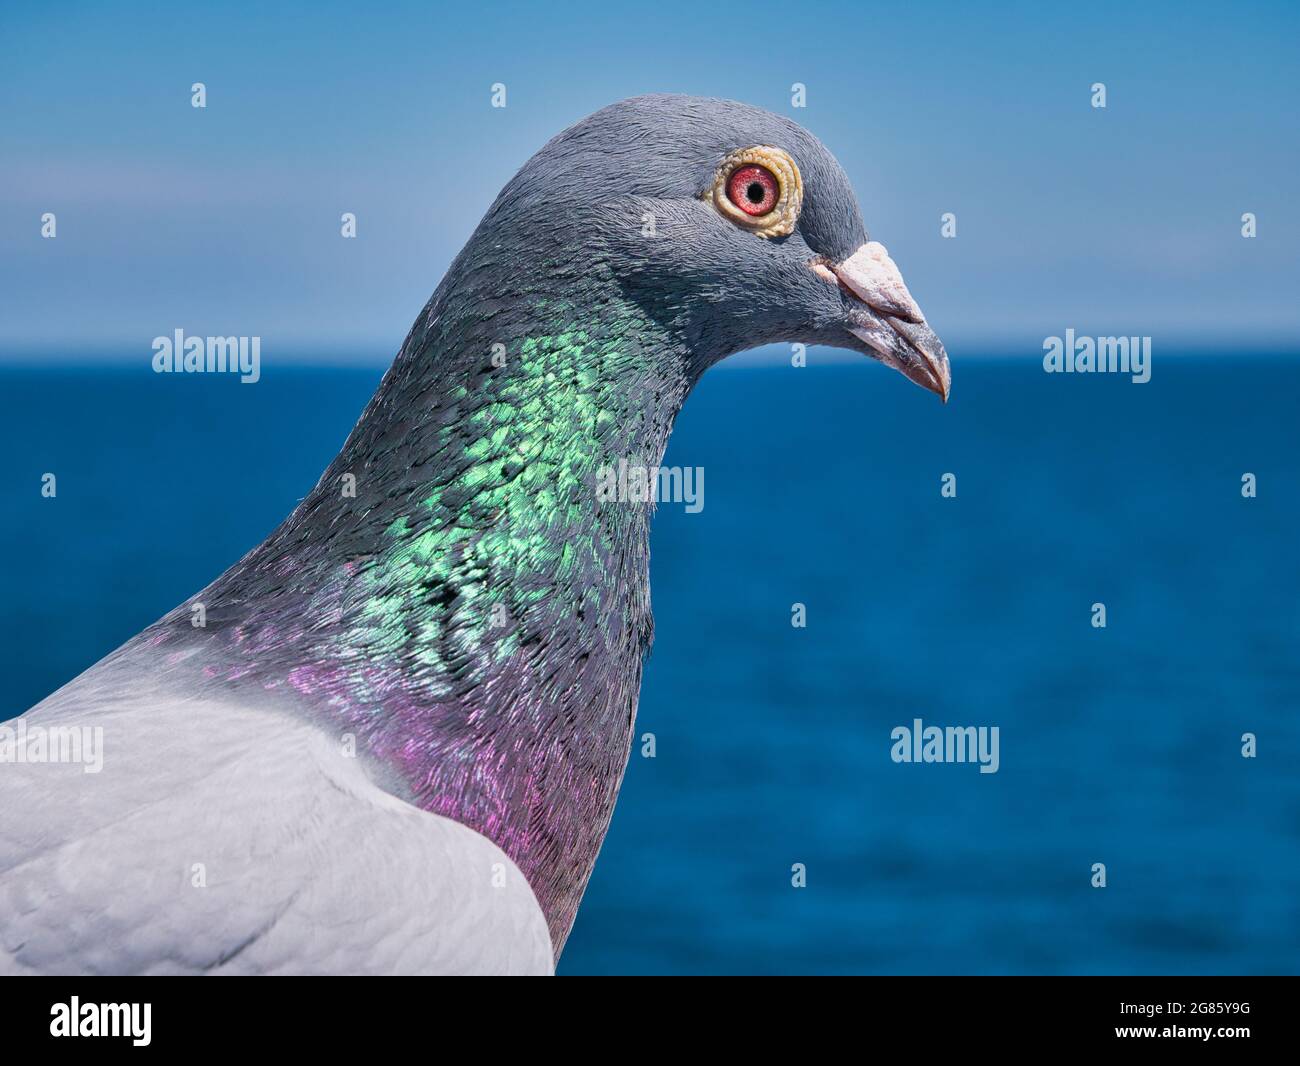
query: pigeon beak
[{"left": 818, "top": 242, "right": 951, "bottom": 403}]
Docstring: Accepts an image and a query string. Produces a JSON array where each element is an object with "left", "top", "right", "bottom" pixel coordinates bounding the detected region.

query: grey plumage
[{"left": 4, "top": 95, "right": 949, "bottom": 970}]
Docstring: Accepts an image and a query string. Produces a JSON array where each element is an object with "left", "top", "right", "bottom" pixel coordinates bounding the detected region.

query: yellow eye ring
[{"left": 709, "top": 146, "right": 803, "bottom": 238}]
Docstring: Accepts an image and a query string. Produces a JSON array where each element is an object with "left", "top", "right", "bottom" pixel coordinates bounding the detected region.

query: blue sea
[{"left": 2, "top": 354, "right": 1297, "bottom": 975}]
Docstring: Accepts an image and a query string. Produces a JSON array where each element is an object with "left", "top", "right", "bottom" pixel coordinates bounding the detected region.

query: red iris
[{"left": 726, "top": 164, "right": 779, "bottom": 216}]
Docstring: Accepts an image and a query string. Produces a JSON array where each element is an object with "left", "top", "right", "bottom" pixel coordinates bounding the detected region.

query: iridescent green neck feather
[{"left": 149, "top": 266, "right": 693, "bottom": 954}]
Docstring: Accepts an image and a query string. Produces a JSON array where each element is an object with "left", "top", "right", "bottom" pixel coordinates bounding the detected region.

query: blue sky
[{"left": 1, "top": 0, "right": 1296, "bottom": 360}]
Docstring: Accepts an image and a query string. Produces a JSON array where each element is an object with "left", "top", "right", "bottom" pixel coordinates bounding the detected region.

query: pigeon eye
[
  {"left": 727, "top": 165, "right": 778, "bottom": 216},
  {"left": 709, "top": 145, "right": 803, "bottom": 239}
]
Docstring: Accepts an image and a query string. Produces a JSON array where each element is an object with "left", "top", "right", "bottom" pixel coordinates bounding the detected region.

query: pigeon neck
[{"left": 180, "top": 279, "right": 692, "bottom": 957}]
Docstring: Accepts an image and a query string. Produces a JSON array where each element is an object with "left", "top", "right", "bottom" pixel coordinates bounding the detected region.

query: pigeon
[{"left": 0, "top": 94, "right": 949, "bottom": 975}]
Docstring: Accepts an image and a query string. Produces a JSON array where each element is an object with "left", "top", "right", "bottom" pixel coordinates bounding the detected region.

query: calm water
[{"left": 2, "top": 354, "right": 1297, "bottom": 974}]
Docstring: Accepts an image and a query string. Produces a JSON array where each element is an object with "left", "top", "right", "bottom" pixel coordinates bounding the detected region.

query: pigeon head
[{"left": 465, "top": 93, "right": 950, "bottom": 399}]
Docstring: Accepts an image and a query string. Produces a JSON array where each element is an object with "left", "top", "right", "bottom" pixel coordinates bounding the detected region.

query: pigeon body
[
  {"left": 1, "top": 95, "right": 949, "bottom": 973},
  {"left": 2, "top": 675, "right": 551, "bottom": 974}
]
